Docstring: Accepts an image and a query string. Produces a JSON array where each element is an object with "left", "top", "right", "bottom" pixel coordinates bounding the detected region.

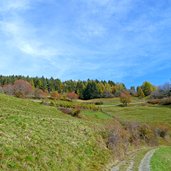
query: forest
[{"left": 0, "top": 75, "right": 161, "bottom": 100}]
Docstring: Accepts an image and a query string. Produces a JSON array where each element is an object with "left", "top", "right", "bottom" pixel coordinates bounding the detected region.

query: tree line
[{"left": 0, "top": 75, "right": 157, "bottom": 100}]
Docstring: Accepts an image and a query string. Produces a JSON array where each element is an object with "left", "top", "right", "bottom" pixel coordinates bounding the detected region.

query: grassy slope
[
  {"left": 0, "top": 94, "right": 110, "bottom": 171},
  {"left": 151, "top": 147, "right": 171, "bottom": 171}
]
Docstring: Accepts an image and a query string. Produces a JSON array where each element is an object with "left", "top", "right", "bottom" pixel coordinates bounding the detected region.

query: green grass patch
[
  {"left": 82, "top": 110, "right": 112, "bottom": 120},
  {"left": 151, "top": 146, "right": 171, "bottom": 171},
  {"left": 103, "top": 105, "right": 171, "bottom": 125}
]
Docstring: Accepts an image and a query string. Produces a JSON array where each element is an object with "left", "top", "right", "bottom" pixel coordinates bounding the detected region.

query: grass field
[
  {"left": 102, "top": 105, "right": 171, "bottom": 124},
  {"left": 1, "top": 94, "right": 171, "bottom": 170},
  {"left": 0, "top": 94, "right": 111, "bottom": 171},
  {"left": 151, "top": 147, "right": 171, "bottom": 171}
]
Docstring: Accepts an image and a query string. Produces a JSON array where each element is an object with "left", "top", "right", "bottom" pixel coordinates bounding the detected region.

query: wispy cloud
[{"left": 0, "top": 0, "right": 60, "bottom": 58}]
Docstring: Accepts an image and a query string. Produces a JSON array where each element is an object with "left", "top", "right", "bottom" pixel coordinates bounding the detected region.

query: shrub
[
  {"left": 50, "top": 91, "right": 60, "bottom": 100},
  {"left": 72, "top": 107, "right": 81, "bottom": 117},
  {"left": 106, "top": 120, "right": 130, "bottom": 158},
  {"left": 58, "top": 107, "right": 81, "bottom": 118},
  {"left": 160, "top": 97, "right": 171, "bottom": 105},
  {"left": 151, "top": 83, "right": 171, "bottom": 99},
  {"left": 3, "top": 84, "right": 14, "bottom": 95},
  {"left": 95, "top": 101, "right": 103, "bottom": 105},
  {"left": 34, "top": 89, "right": 48, "bottom": 99},
  {"left": 155, "top": 126, "right": 168, "bottom": 138},
  {"left": 147, "top": 99, "right": 161, "bottom": 104},
  {"left": 66, "top": 92, "right": 79, "bottom": 100}
]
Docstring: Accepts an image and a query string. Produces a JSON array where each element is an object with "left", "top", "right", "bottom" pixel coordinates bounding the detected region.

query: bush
[
  {"left": 106, "top": 120, "right": 130, "bottom": 158},
  {"left": 95, "top": 101, "right": 103, "bottom": 105},
  {"left": 138, "top": 124, "right": 158, "bottom": 145},
  {"left": 147, "top": 99, "right": 161, "bottom": 104},
  {"left": 58, "top": 107, "right": 81, "bottom": 118},
  {"left": 160, "top": 97, "right": 171, "bottom": 105},
  {"left": 34, "top": 89, "right": 48, "bottom": 99},
  {"left": 155, "top": 126, "right": 168, "bottom": 138},
  {"left": 50, "top": 91, "right": 60, "bottom": 100},
  {"left": 3, "top": 84, "right": 14, "bottom": 95},
  {"left": 66, "top": 92, "right": 79, "bottom": 100}
]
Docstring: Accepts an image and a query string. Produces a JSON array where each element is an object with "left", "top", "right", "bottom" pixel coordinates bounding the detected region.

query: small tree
[
  {"left": 67, "top": 92, "right": 79, "bottom": 100},
  {"left": 120, "top": 91, "right": 131, "bottom": 106},
  {"left": 34, "top": 89, "right": 48, "bottom": 99},
  {"left": 141, "top": 81, "right": 156, "bottom": 96},
  {"left": 51, "top": 91, "right": 60, "bottom": 100},
  {"left": 13, "top": 80, "right": 33, "bottom": 98},
  {"left": 3, "top": 84, "right": 14, "bottom": 95},
  {"left": 137, "top": 87, "right": 145, "bottom": 98}
]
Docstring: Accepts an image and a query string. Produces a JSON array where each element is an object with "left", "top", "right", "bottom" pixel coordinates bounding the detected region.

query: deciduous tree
[
  {"left": 13, "top": 80, "right": 33, "bottom": 98},
  {"left": 120, "top": 91, "right": 131, "bottom": 106}
]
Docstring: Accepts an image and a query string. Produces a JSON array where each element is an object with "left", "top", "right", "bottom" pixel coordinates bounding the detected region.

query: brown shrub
[
  {"left": 58, "top": 107, "right": 81, "bottom": 118},
  {"left": 3, "top": 84, "right": 14, "bottom": 95},
  {"left": 160, "top": 97, "right": 171, "bottom": 105},
  {"left": 51, "top": 91, "right": 60, "bottom": 100},
  {"left": 147, "top": 99, "right": 161, "bottom": 104},
  {"left": 34, "top": 89, "right": 48, "bottom": 99},
  {"left": 155, "top": 125, "right": 169, "bottom": 138},
  {"left": 66, "top": 92, "right": 79, "bottom": 100}
]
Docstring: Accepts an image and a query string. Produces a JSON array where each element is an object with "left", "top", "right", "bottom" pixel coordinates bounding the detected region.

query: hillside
[
  {"left": 1, "top": 94, "right": 171, "bottom": 171},
  {"left": 0, "top": 94, "right": 111, "bottom": 171}
]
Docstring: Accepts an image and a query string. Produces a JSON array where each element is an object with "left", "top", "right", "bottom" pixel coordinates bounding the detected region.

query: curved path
[
  {"left": 138, "top": 149, "right": 157, "bottom": 171},
  {"left": 111, "top": 148, "right": 157, "bottom": 171}
]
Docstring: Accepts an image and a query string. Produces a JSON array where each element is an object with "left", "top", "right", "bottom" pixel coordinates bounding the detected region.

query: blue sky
[{"left": 0, "top": 0, "right": 171, "bottom": 87}]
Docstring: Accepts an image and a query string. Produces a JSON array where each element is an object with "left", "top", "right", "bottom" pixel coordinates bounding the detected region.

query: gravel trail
[{"left": 138, "top": 149, "right": 156, "bottom": 171}]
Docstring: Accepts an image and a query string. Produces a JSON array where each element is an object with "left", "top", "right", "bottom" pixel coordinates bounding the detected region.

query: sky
[{"left": 0, "top": 0, "right": 171, "bottom": 87}]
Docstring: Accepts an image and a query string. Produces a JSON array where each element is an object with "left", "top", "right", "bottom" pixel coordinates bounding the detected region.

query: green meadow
[{"left": 1, "top": 94, "right": 171, "bottom": 171}]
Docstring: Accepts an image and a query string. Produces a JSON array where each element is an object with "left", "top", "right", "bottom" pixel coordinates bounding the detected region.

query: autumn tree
[
  {"left": 3, "top": 84, "right": 14, "bottom": 95},
  {"left": 67, "top": 92, "right": 79, "bottom": 100},
  {"left": 51, "top": 91, "right": 60, "bottom": 100},
  {"left": 120, "top": 91, "right": 131, "bottom": 106},
  {"left": 13, "top": 80, "right": 33, "bottom": 98},
  {"left": 34, "top": 88, "right": 48, "bottom": 99},
  {"left": 141, "top": 81, "right": 156, "bottom": 96},
  {"left": 137, "top": 86, "right": 145, "bottom": 98}
]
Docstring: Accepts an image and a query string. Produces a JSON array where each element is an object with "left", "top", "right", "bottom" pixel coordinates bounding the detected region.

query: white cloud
[
  {"left": 0, "top": 19, "right": 59, "bottom": 58},
  {"left": 0, "top": 0, "right": 60, "bottom": 59}
]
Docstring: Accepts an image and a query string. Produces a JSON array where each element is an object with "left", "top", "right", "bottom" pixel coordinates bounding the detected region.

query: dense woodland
[{"left": 0, "top": 75, "right": 170, "bottom": 101}]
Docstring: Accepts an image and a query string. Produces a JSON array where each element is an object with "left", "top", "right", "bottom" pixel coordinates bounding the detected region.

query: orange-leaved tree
[
  {"left": 13, "top": 80, "right": 33, "bottom": 98},
  {"left": 120, "top": 91, "right": 131, "bottom": 106}
]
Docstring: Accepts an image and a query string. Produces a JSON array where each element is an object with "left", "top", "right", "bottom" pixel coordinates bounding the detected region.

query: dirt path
[
  {"left": 111, "top": 148, "right": 156, "bottom": 171},
  {"left": 111, "top": 151, "right": 136, "bottom": 171},
  {"left": 111, "top": 157, "right": 134, "bottom": 171},
  {"left": 138, "top": 149, "right": 156, "bottom": 171}
]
